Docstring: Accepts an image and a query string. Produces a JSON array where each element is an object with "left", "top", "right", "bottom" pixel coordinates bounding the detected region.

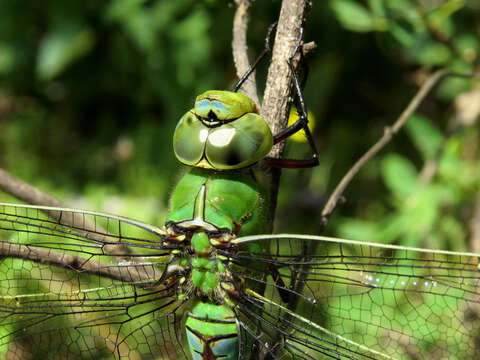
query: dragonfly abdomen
[{"left": 185, "top": 301, "right": 238, "bottom": 360}]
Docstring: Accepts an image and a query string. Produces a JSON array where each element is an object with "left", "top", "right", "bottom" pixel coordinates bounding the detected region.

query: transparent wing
[
  {"left": 222, "top": 234, "right": 480, "bottom": 360},
  {"left": 0, "top": 203, "right": 189, "bottom": 360}
]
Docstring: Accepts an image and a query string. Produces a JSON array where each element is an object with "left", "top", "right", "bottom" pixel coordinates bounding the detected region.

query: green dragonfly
[{"left": 1, "top": 45, "right": 480, "bottom": 360}]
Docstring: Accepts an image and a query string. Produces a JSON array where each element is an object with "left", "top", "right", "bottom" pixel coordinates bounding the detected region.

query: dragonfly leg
[
  {"left": 268, "top": 263, "right": 292, "bottom": 304},
  {"left": 232, "top": 22, "right": 277, "bottom": 92},
  {"left": 267, "top": 27, "right": 319, "bottom": 169}
]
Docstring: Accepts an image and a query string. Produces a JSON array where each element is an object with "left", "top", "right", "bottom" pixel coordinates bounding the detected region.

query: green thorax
[
  {"left": 167, "top": 167, "right": 268, "bottom": 236},
  {"left": 166, "top": 167, "right": 267, "bottom": 296}
]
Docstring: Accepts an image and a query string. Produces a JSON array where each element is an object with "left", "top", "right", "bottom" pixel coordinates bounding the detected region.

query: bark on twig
[
  {"left": 0, "top": 168, "right": 66, "bottom": 209},
  {"left": 232, "top": 0, "right": 312, "bottom": 232},
  {"left": 0, "top": 169, "right": 163, "bottom": 282},
  {"left": 261, "top": 1, "right": 310, "bottom": 159},
  {"left": 261, "top": 0, "right": 311, "bottom": 232},
  {"left": 233, "top": 0, "right": 259, "bottom": 105},
  {"left": 0, "top": 241, "right": 160, "bottom": 283},
  {"left": 0, "top": 168, "right": 134, "bottom": 257}
]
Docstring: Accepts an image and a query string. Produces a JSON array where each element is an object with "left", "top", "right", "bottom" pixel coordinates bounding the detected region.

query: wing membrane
[
  {"left": 225, "top": 234, "right": 480, "bottom": 360},
  {"left": 0, "top": 203, "right": 188, "bottom": 360}
]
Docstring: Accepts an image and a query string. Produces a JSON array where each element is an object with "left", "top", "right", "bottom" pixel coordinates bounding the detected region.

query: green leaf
[
  {"left": 381, "top": 153, "right": 418, "bottom": 198},
  {"left": 388, "top": 22, "right": 415, "bottom": 46},
  {"left": 455, "top": 33, "right": 479, "bottom": 63},
  {"left": 405, "top": 114, "right": 443, "bottom": 160},
  {"left": 36, "top": 24, "right": 95, "bottom": 81},
  {"left": 368, "top": 0, "right": 385, "bottom": 18},
  {"left": 427, "top": 0, "right": 464, "bottom": 30},
  {"left": 105, "top": 0, "right": 146, "bottom": 23},
  {"left": 337, "top": 218, "right": 378, "bottom": 242},
  {"left": 0, "top": 43, "right": 15, "bottom": 74},
  {"left": 330, "top": 0, "right": 376, "bottom": 32},
  {"left": 436, "top": 59, "right": 473, "bottom": 101},
  {"left": 415, "top": 42, "right": 452, "bottom": 66}
]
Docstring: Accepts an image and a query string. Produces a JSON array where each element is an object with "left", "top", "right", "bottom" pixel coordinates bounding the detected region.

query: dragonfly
[{"left": 1, "top": 37, "right": 480, "bottom": 360}]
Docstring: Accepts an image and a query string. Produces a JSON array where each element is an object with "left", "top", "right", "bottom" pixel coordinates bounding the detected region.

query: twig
[
  {"left": 260, "top": 0, "right": 311, "bottom": 234},
  {"left": 0, "top": 241, "right": 160, "bottom": 283},
  {"left": 232, "top": 1, "right": 312, "bottom": 354},
  {"left": 289, "top": 69, "right": 474, "bottom": 316},
  {"left": 0, "top": 168, "right": 134, "bottom": 257},
  {"left": 0, "top": 169, "right": 162, "bottom": 281},
  {"left": 231, "top": 0, "right": 312, "bottom": 234},
  {"left": 232, "top": 0, "right": 259, "bottom": 105},
  {"left": 319, "top": 69, "right": 474, "bottom": 229},
  {"left": 261, "top": 1, "right": 311, "bottom": 157},
  {"left": 0, "top": 168, "right": 66, "bottom": 209}
]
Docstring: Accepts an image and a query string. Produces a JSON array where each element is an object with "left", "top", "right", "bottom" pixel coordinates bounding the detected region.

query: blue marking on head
[
  {"left": 212, "top": 101, "right": 228, "bottom": 113},
  {"left": 195, "top": 99, "right": 211, "bottom": 117}
]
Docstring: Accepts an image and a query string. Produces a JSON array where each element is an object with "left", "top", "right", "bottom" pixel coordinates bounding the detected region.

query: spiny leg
[
  {"left": 266, "top": 27, "right": 319, "bottom": 169},
  {"left": 232, "top": 22, "right": 277, "bottom": 93}
]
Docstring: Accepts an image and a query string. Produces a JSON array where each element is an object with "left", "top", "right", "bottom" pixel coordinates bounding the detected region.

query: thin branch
[
  {"left": 260, "top": 0, "right": 311, "bottom": 235},
  {"left": 319, "top": 69, "right": 474, "bottom": 228},
  {"left": 0, "top": 168, "right": 134, "bottom": 257},
  {"left": 231, "top": 0, "right": 312, "bottom": 235},
  {"left": 233, "top": 0, "right": 259, "bottom": 105},
  {"left": 261, "top": 1, "right": 310, "bottom": 158},
  {"left": 0, "top": 241, "right": 161, "bottom": 283},
  {"left": 0, "top": 168, "right": 66, "bottom": 209},
  {"left": 0, "top": 169, "right": 162, "bottom": 281},
  {"left": 287, "top": 69, "right": 476, "bottom": 318}
]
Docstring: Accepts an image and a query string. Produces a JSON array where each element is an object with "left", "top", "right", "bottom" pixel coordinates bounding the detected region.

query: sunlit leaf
[
  {"left": 0, "top": 43, "right": 15, "bottom": 74},
  {"left": 405, "top": 114, "right": 443, "bottom": 160},
  {"left": 36, "top": 25, "right": 95, "bottom": 81},
  {"left": 330, "top": 0, "right": 377, "bottom": 32},
  {"left": 381, "top": 153, "right": 418, "bottom": 198}
]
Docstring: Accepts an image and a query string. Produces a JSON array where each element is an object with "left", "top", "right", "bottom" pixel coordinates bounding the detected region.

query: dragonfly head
[
  {"left": 173, "top": 90, "right": 273, "bottom": 170},
  {"left": 194, "top": 90, "right": 259, "bottom": 122}
]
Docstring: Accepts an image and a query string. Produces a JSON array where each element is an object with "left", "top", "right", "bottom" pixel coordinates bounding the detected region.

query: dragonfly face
[{"left": 173, "top": 90, "right": 273, "bottom": 170}]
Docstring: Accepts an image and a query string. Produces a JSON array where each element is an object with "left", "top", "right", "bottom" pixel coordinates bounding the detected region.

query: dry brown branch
[
  {"left": 0, "top": 241, "right": 160, "bottom": 283},
  {"left": 261, "top": 1, "right": 310, "bottom": 158},
  {"left": 261, "top": 0, "right": 311, "bottom": 232},
  {"left": 0, "top": 169, "right": 162, "bottom": 281},
  {"left": 0, "top": 168, "right": 66, "bottom": 209},
  {"left": 231, "top": 0, "right": 312, "bottom": 233},
  {"left": 232, "top": 1, "right": 314, "bottom": 347},
  {"left": 0, "top": 168, "right": 134, "bottom": 257},
  {"left": 319, "top": 69, "right": 474, "bottom": 229},
  {"left": 232, "top": 0, "right": 259, "bottom": 105}
]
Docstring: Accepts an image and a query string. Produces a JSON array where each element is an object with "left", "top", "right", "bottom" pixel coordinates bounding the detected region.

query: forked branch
[{"left": 319, "top": 69, "right": 475, "bottom": 229}]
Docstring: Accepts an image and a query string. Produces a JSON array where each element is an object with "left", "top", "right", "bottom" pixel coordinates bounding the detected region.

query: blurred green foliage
[{"left": 0, "top": 0, "right": 479, "bottom": 254}]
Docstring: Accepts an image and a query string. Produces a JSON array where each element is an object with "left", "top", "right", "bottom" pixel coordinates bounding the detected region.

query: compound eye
[
  {"left": 205, "top": 113, "right": 273, "bottom": 170},
  {"left": 173, "top": 111, "right": 208, "bottom": 166}
]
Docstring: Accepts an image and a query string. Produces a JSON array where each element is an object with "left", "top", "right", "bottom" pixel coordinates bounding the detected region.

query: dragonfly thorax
[{"left": 190, "top": 231, "right": 227, "bottom": 295}]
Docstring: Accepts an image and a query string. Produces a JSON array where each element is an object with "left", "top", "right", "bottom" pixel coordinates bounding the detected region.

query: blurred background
[{"left": 0, "top": 0, "right": 479, "bottom": 252}]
